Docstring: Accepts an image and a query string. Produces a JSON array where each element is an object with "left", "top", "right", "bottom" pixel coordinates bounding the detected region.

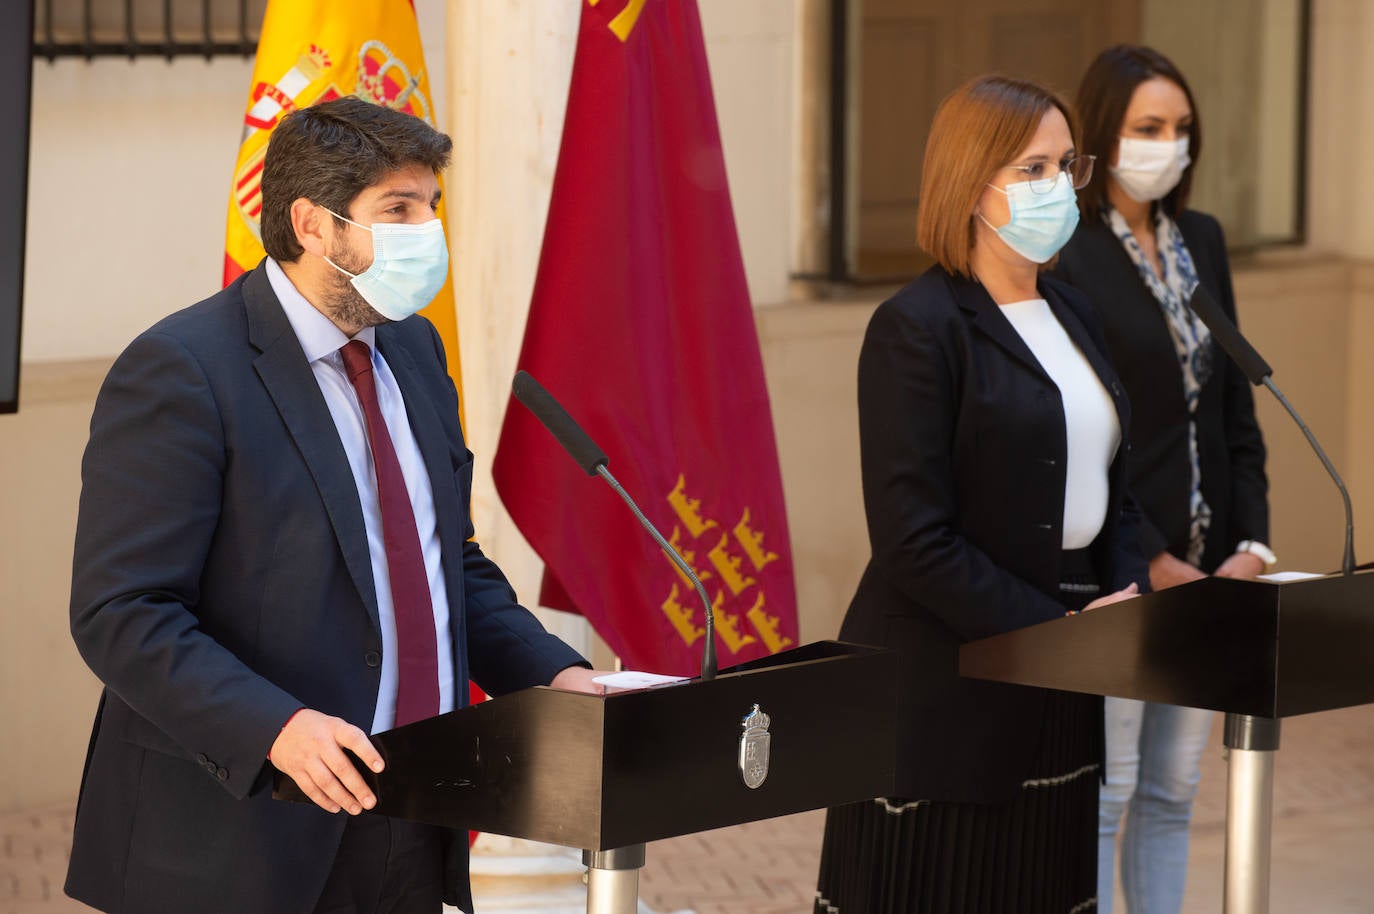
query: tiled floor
[{"left": 6, "top": 703, "right": 1373, "bottom": 914}]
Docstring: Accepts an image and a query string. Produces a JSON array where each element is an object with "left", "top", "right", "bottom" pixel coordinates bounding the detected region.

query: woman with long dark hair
[{"left": 1055, "top": 45, "right": 1271, "bottom": 914}]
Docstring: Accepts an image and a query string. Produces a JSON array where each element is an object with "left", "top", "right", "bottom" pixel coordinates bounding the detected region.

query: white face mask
[{"left": 1110, "top": 136, "right": 1191, "bottom": 203}]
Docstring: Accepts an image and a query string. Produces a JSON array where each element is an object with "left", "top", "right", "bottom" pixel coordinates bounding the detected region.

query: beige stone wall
[
  {"left": 1347, "top": 264, "right": 1374, "bottom": 564},
  {"left": 0, "top": 363, "right": 107, "bottom": 810},
  {"left": 1306, "top": 0, "right": 1372, "bottom": 258},
  {"left": 1233, "top": 258, "right": 1356, "bottom": 572},
  {"left": 755, "top": 300, "right": 875, "bottom": 642}
]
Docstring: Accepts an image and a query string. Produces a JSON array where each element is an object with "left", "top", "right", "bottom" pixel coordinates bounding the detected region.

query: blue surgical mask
[
  {"left": 323, "top": 209, "right": 450, "bottom": 321},
  {"left": 978, "top": 171, "right": 1080, "bottom": 264}
]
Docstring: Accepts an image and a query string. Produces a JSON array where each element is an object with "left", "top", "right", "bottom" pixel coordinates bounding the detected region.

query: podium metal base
[
  {"left": 583, "top": 844, "right": 647, "bottom": 914},
  {"left": 1223, "top": 713, "right": 1280, "bottom": 914}
]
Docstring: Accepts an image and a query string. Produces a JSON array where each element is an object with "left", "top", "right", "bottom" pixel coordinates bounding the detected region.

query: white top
[
  {"left": 267, "top": 258, "right": 455, "bottom": 733},
  {"left": 999, "top": 298, "right": 1121, "bottom": 550}
]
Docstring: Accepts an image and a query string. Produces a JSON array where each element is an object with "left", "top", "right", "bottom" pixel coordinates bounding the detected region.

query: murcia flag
[
  {"left": 223, "top": 0, "right": 463, "bottom": 406},
  {"left": 493, "top": 0, "right": 799, "bottom": 676}
]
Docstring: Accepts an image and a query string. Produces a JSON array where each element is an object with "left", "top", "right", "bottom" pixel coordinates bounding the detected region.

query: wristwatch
[{"left": 1235, "top": 540, "right": 1278, "bottom": 568}]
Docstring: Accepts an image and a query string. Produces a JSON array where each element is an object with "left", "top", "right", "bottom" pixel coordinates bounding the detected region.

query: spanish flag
[
  {"left": 493, "top": 0, "right": 799, "bottom": 676},
  {"left": 223, "top": 0, "right": 462, "bottom": 410}
]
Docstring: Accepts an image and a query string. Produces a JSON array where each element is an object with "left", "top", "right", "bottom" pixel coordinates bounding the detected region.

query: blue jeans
[{"left": 1098, "top": 698, "right": 1214, "bottom": 914}]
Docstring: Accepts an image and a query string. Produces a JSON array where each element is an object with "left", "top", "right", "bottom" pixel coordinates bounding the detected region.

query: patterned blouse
[{"left": 1104, "top": 206, "right": 1213, "bottom": 565}]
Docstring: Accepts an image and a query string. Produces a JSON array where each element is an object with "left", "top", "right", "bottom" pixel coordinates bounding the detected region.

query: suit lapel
[
  {"left": 1043, "top": 281, "right": 1132, "bottom": 436},
  {"left": 243, "top": 266, "right": 381, "bottom": 631},
  {"left": 950, "top": 268, "right": 1132, "bottom": 435},
  {"left": 950, "top": 272, "right": 1050, "bottom": 381}
]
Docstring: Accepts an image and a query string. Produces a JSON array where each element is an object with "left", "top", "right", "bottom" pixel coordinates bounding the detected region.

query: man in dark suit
[{"left": 65, "top": 97, "right": 598, "bottom": 914}]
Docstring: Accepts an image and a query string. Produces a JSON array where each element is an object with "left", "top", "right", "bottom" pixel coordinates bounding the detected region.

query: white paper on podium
[
  {"left": 1257, "top": 570, "right": 1326, "bottom": 583},
  {"left": 592, "top": 671, "right": 690, "bottom": 692}
]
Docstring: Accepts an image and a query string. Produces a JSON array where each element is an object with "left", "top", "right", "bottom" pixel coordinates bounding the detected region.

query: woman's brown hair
[
  {"left": 1074, "top": 44, "right": 1201, "bottom": 220},
  {"left": 917, "top": 75, "right": 1077, "bottom": 277}
]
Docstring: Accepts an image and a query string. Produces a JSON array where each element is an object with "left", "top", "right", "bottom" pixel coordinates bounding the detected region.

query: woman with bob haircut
[
  {"left": 1054, "top": 45, "right": 1269, "bottom": 914},
  {"left": 813, "top": 73, "right": 1149, "bottom": 914}
]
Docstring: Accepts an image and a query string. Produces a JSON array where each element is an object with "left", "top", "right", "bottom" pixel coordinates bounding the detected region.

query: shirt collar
[{"left": 265, "top": 257, "right": 377, "bottom": 363}]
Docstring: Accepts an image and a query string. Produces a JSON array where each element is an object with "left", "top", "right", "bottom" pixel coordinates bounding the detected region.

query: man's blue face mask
[{"left": 324, "top": 207, "right": 450, "bottom": 322}]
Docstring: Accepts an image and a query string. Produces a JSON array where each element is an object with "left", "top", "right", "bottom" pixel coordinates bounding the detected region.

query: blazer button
[
  {"left": 216, "top": 767, "right": 229, "bottom": 781},
  {"left": 1037, "top": 523, "right": 1054, "bottom": 531},
  {"left": 196, "top": 753, "right": 209, "bottom": 765},
  {"left": 365, "top": 651, "right": 382, "bottom": 668},
  {"left": 1040, "top": 457, "right": 1057, "bottom": 466},
  {"left": 1112, "top": 382, "right": 1123, "bottom": 397}
]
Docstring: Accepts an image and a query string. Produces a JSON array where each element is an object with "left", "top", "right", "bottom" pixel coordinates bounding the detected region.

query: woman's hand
[
  {"left": 1148, "top": 551, "right": 1206, "bottom": 591},
  {"left": 1080, "top": 582, "right": 1139, "bottom": 613},
  {"left": 1214, "top": 551, "right": 1265, "bottom": 580}
]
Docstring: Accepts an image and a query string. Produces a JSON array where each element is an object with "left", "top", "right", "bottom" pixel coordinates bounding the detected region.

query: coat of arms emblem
[{"left": 738, "top": 704, "right": 771, "bottom": 789}]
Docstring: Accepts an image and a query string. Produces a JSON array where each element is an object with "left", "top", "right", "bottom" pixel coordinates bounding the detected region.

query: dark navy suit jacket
[
  {"left": 65, "top": 263, "right": 585, "bottom": 914},
  {"left": 840, "top": 266, "right": 1149, "bottom": 803}
]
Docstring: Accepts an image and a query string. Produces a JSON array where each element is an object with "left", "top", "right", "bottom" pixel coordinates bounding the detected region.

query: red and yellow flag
[
  {"left": 223, "top": 0, "right": 462, "bottom": 404},
  {"left": 493, "top": 0, "right": 800, "bottom": 676}
]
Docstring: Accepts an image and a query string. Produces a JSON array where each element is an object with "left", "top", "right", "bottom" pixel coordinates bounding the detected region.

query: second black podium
[{"left": 961, "top": 571, "right": 1374, "bottom": 914}]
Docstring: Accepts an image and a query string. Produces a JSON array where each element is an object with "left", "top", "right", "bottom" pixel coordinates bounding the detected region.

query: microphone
[
  {"left": 1187, "top": 285, "right": 1355, "bottom": 576},
  {"left": 511, "top": 371, "right": 607, "bottom": 474},
  {"left": 511, "top": 370, "right": 718, "bottom": 680},
  {"left": 1186, "top": 283, "right": 1272, "bottom": 385}
]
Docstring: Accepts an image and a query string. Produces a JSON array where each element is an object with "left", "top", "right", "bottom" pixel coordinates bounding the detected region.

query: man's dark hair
[
  {"left": 1074, "top": 44, "right": 1201, "bottom": 221},
  {"left": 260, "top": 96, "right": 453, "bottom": 262}
]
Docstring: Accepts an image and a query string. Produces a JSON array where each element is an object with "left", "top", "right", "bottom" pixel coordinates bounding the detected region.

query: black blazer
[
  {"left": 65, "top": 264, "right": 585, "bottom": 914},
  {"left": 1055, "top": 210, "right": 1268, "bottom": 570},
  {"left": 840, "top": 266, "right": 1149, "bottom": 804}
]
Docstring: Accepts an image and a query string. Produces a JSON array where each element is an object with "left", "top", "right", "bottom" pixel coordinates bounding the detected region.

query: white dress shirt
[{"left": 266, "top": 258, "right": 455, "bottom": 732}]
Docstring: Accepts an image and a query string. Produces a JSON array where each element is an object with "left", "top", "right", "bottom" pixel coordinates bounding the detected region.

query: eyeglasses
[{"left": 1002, "top": 155, "right": 1097, "bottom": 194}]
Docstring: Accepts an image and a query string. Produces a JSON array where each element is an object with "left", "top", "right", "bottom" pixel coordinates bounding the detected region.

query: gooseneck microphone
[
  {"left": 511, "top": 371, "right": 718, "bottom": 680},
  {"left": 1188, "top": 285, "right": 1355, "bottom": 576}
]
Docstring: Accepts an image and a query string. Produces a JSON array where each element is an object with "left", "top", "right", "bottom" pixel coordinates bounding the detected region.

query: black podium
[
  {"left": 960, "top": 571, "right": 1374, "bottom": 914},
  {"left": 279, "top": 640, "right": 896, "bottom": 913}
]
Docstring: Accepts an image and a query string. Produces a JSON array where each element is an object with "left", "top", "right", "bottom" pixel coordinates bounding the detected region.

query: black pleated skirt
[{"left": 814, "top": 551, "right": 1102, "bottom": 914}]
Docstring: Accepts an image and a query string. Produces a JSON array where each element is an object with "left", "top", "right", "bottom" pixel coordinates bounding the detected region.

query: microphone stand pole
[
  {"left": 1260, "top": 377, "right": 1355, "bottom": 576},
  {"left": 596, "top": 465, "right": 717, "bottom": 681},
  {"left": 1222, "top": 378, "right": 1353, "bottom": 914}
]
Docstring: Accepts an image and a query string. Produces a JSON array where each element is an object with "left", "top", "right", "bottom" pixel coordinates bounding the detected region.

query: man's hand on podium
[
  {"left": 548, "top": 665, "right": 611, "bottom": 695},
  {"left": 268, "top": 709, "right": 384, "bottom": 816}
]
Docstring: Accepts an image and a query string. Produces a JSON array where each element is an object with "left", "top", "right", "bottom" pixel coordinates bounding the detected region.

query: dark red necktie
[{"left": 340, "top": 340, "right": 440, "bottom": 726}]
